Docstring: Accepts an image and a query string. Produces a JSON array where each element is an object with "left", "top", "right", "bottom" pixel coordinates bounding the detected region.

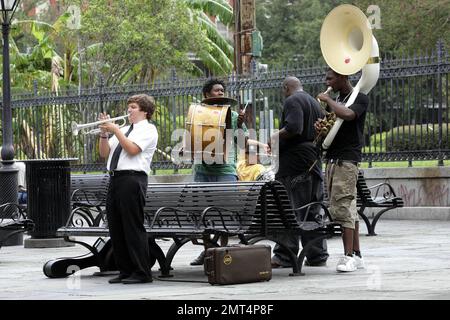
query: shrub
[{"left": 365, "top": 123, "right": 450, "bottom": 152}]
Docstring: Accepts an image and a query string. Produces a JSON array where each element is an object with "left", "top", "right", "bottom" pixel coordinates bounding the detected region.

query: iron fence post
[{"left": 436, "top": 40, "right": 444, "bottom": 166}]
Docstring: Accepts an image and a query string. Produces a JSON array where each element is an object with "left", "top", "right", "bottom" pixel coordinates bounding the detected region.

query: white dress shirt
[{"left": 106, "top": 119, "right": 158, "bottom": 175}]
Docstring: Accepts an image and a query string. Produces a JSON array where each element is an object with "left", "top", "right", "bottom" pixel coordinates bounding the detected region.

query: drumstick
[{"left": 242, "top": 101, "right": 249, "bottom": 114}]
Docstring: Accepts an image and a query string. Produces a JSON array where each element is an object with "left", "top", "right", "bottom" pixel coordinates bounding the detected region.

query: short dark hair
[
  {"left": 127, "top": 94, "right": 156, "bottom": 120},
  {"left": 202, "top": 78, "right": 226, "bottom": 98},
  {"left": 327, "top": 67, "right": 348, "bottom": 79}
]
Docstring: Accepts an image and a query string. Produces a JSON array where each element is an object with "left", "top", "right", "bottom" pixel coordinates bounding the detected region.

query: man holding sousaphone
[
  {"left": 315, "top": 4, "right": 380, "bottom": 272},
  {"left": 316, "top": 69, "right": 368, "bottom": 273}
]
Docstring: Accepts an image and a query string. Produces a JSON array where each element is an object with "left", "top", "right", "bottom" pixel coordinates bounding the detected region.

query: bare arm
[
  {"left": 98, "top": 113, "right": 111, "bottom": 159},
  {"left": 317, "top": 93, "right": 356, "bottom": 121},
  {"left": 247, "top": 138, "right": 270, "bottom": 154},
  {"left": 98, "top": 111, "right": 142, "bottom": 157},
  {"left": 99, "top": 134, "right": 110, "bottom": 159}
]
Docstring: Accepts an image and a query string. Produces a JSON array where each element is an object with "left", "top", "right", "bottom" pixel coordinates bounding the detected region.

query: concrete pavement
[{"left": 1, "top": 219, "right": 450, "bottom": 300}]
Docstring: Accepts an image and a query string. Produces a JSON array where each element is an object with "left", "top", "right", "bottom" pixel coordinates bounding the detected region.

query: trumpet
[{"left": 71, "top": 114, "right": 129, "bottom": 136}]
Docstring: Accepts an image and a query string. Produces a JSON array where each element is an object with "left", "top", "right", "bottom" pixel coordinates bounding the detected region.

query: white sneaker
[
  {"left": 353, "top": 255, "right": 365, "bottom": 269},
  {"left": 336, "top": 255, "right": 357, "bottom": 272}
]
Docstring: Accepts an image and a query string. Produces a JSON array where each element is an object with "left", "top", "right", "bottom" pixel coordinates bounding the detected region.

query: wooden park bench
[
  {"left": 43, "top": 180, "right": 341, "bottom": 279},
  {"left": 356, "top": 171, "right": 404, "bottom": 236},
  {"left": 0, "top": 203, "right": 34, "bottom": 249}
]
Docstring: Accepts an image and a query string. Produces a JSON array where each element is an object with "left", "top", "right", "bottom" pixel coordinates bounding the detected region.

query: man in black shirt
[
  {"left": 270, "top": 76, "right": 329, "bottom": 268},
  {"left": 317, "top": 68, "right": 369, "bottom": 272}
]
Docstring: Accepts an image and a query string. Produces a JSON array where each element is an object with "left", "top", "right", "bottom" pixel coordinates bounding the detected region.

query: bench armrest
[
  {"left": 0, "top": 202, "right": 28, "bottom": 223},
  {"left": 293, "top": 201, "right": 334, "bottom": 224},
  {"left": 65, "top": 207, "right": 98, "bottom": 227},
  {"left": 367, "top": 182, "right": 398, "bottom": 201},
  {"left": 150, "top": 207, "right": 198, "bottom": 229},
  {"left": 200, "top": 206, "right": 243, "bottom": 232},
  {"left": 71, "top": 188, "right": 105, "bottom": 207}
]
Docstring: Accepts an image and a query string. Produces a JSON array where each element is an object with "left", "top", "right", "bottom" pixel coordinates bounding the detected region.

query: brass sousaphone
[{"left": 320, "top": 4, "right": 380, "bottom": 151}]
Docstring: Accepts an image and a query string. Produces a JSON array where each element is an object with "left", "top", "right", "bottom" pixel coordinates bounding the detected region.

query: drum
[{"left": 185, "top": 103, "right": 231, "bottom": 162}]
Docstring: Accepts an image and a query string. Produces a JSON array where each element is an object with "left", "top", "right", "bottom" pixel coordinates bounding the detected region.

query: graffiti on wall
[{"left": 395, "top": 182, "right": 449, "bottom": 207}]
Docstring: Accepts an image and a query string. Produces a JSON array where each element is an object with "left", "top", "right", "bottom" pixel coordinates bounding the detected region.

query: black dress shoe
[
  {"left": 122, "top": 273, "right": 153, "bottom": 284},
  {"left": 190, "top": 251, "right": 206, "bottom": 266},
  {"left": 108, "top": 274, "right": 130, "bottom": 284}
]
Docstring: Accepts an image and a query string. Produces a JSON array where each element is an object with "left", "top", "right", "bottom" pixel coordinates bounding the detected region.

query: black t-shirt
[
  {"left": 325, "top": 92, "right": 369, "bottom": 162},
  {"left": 277, "top": 91, "right": 324, "bottom": 178}
]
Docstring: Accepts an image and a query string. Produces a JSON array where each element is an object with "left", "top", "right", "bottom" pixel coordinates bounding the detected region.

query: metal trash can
[
  {"left": 0, "top": 162, "right": 21, "bottom": 246},
  {"left": 23, "top": 158, "right": 77, "bottom": 248}
]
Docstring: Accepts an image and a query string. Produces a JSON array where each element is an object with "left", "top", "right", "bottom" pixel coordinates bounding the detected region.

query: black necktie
[{"left": 109, "top": 124, "right": 134, "bottom": 171}]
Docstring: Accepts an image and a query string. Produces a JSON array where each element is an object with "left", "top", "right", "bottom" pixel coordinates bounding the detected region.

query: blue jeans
[
  {"left": 18, "top": 191, "right": 27, "bottom": 205},
  {"left": 194, "top": 172, "right": 238, "bottom": 182}
]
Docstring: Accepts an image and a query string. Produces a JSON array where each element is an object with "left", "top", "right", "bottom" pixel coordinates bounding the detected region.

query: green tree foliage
[
  {"left": 10, "top": 12, "right": 83, "bottom": 92},
  {"left": 256, "top": 0, "right": 449, "bottom": 67},
  {"left": 256, "top": 0, "right": 347, "bottom": 67},
  {"left": 78, "top": 0, "right": 206, "bottom": 85},
  {"left": 185, "top": 0, "right": 234, "bottom": 75},
  {"left": 354, "top": 0, "right": 449, "bottom": 56}
]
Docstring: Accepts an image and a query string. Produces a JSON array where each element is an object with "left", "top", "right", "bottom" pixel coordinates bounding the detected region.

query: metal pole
[
  {"left": 0, "top": 21, "right": 19, "bottom": 220},
  {"left": 233, "top": 0, "right": 242, "bottom": 74}
]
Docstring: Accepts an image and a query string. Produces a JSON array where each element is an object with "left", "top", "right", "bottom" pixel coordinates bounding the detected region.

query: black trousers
[
  {"left": 106, "top": 173, "right": 152, "bottom": 278},
  {"left": 272, "top": 173, "right": 329, "bottom": 266}
]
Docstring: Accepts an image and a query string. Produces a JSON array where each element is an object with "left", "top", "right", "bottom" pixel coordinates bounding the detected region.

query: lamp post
[{"left": 0, "top": 1, "right": 21, "bottom": 218}]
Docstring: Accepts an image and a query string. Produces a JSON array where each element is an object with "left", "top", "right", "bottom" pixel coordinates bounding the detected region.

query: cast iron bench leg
[
  {"left": 358, "top": 206, "right": 376, "bottom": 236},
  {"left": 43, "top": 237, "right": 116, "bottom": 278},
  {"left": 160, "top": 238, "right": 192, "bottom": 278},
  {"left": 370, "top": 207, "right": 394, "bottom": 236}
]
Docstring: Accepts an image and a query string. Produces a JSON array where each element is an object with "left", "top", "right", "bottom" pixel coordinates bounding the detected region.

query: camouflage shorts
[{"left": 325, "top": 161, "right": 359, "bottom": 229}]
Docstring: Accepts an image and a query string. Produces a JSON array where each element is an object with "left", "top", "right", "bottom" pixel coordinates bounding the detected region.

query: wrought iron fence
[{"left": 1, "top": 40, "right": 449, "bottom": 171}]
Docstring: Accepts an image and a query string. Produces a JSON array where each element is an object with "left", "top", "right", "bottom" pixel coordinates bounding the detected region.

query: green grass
[
  {"left": 360, "top": 160, "right": 450, "bottom": 168},
  {"left": 152, "top": 168, "right": 192, "bottom": 175}
]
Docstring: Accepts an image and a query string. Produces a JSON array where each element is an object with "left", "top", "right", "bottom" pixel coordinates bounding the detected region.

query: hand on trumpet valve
[
  {"left": 98, "top": 113, "right": 110, "bottom": 135},
  {"left": 98, "top": 112, "right": 120, "bottom": 134}
]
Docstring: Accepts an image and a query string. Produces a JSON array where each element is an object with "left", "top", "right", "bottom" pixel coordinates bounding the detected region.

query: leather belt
[
  {"left": 108, "top": 170, "right": 146, "bottom": 177},
  {"left": 327, "top": 159, "right": 359, "bottom": 166}
]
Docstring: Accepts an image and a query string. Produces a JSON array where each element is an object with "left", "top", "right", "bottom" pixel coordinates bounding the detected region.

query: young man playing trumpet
[{"left": 98, "top": 94, "right": 158, "bottom": 284}]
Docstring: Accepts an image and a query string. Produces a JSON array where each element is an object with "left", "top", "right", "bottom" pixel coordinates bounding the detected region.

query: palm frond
[
  {"left": 197, "top": 12, "right": 233, "bottom": 58},
  {"left": 185, "top": 0, "right": 234, "bottom": 25}
]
